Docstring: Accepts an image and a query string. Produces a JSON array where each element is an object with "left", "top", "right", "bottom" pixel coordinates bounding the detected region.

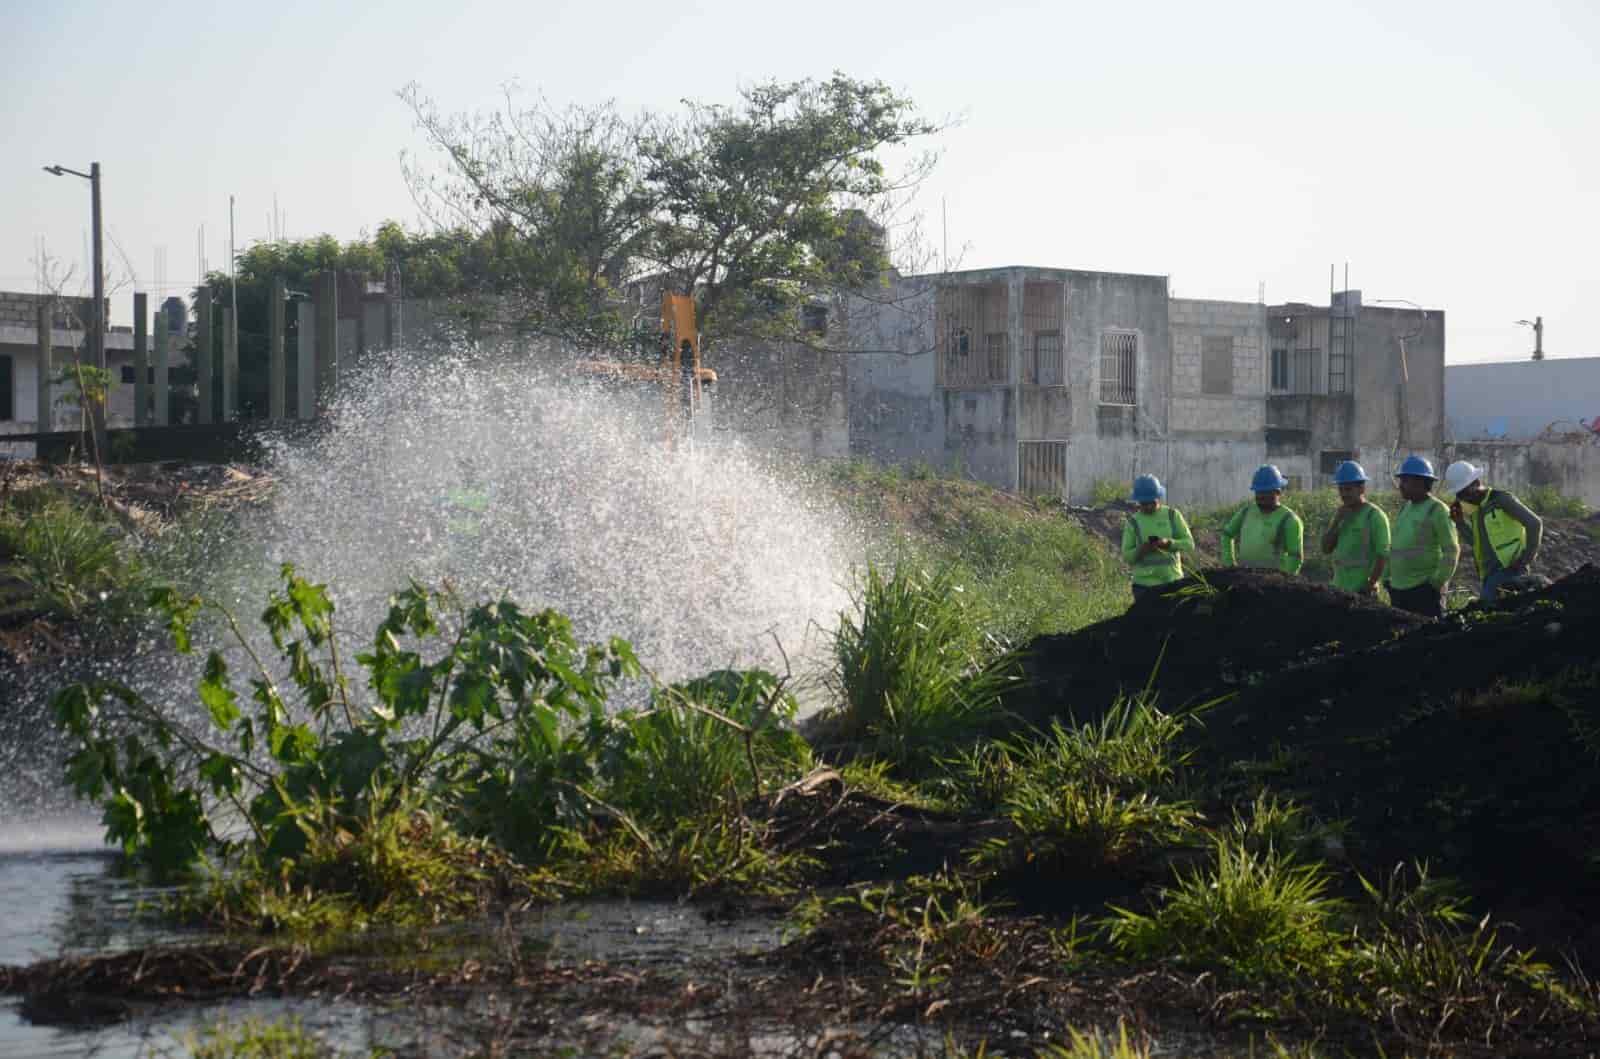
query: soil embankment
[{"left": 1017, "top": 564, "right": 1600, "bottom": 961}]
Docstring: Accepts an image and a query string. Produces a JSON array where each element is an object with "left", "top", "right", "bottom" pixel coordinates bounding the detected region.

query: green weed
[
  {"left": 1039, "top": 1022, "right": 1150, "bottom": 1059},
  {"left": 0, "top": 498, "right": 145, "bottom": 620},
  {"left": 169, "top": 1014, "right": 382, "bottom": 1058},
  {"left": 1523, "top": 484, "right": 1589, "bottom": 519},
  {"left": 1104, "top": 839, "right": 1343, "bottom": 980},
  {"left": 826, "top": 563, "right": 1019, "bottom": 777},
  {"left": 1090, "top": 478, "right": 1128, "bottom": 507}
]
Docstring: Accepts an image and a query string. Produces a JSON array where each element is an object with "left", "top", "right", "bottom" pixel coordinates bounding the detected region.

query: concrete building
[
  {"left": 844, "top": 269, "right": 1438, "bottom": 508},
  {"left": 0, "top": 291, "right": 147, "bottom": 456},
  {"left": 1443, "top": 357, "right": 1600, "bottom": 506},
  {"left": 1265, "top": 292, "right": 1445, "bottom": 490}
]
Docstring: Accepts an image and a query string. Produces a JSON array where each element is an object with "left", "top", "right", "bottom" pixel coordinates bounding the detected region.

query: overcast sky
[{"left": 5, "top": 0, "right": 1596, "bottom": 362}]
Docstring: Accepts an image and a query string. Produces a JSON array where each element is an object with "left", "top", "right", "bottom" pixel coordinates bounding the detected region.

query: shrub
[
  {"left": 1090, "top": 478, "right": 1127, "bottom": 507},
  {"left": 1523, "top": 484, "right": 1589, "bottom": 519},
  {"left": 827, "top": 563, "right": 1019, "bottom": 777}
]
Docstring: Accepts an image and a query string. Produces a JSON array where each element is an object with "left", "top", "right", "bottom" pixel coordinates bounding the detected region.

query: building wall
[
  {"left": 1168, "top": 298, "right": 1267, "bottom": 438},
  {"left": 1353, "top": 304, "right": 1445, "bottom": 456},
  {"left": 1445, "top": 358, "right": 1600, "bottom": 440},
  {"left": 1444, "top": 438, "right": 1600, "bottom": 508}
]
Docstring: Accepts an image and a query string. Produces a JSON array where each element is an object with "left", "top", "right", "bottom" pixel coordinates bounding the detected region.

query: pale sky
[{"left": 5, "top": 0, "right": 1596, "bottom": 362}]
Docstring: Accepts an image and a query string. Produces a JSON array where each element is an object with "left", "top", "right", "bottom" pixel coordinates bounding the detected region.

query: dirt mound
[
  {"left": 1011, "top": 569, "right": 1424, "bottom": 723},
  {"left": 1194, "top": 565, "right": 1600, "bottom": 960}
]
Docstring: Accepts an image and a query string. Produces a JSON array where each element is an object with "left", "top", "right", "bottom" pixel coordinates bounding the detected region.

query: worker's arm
[
  {"left": 1500, "top": 492, "right": 1544, "bottom": 569},
  {"left": 1365, "top": 510, "right": 1391, "bottom": 593},
  {"left": 1167, "top": 509, "right": 1195, "bottom": 555},
  {"left": 1279, "top": 511, "right": 1305, "bottom": 575},
  {"left": 1431, "top": 502, "right": 1460, "bottom": 589},
  {"left": 1219, "top": 506, "right": 1245, "bottom": 566},
  {"left": 1320, "top": 508, "right": 1347, "bottom": 555},
  {"left": 1121, "top": 518, "right": 1143, "bottom": 566}
]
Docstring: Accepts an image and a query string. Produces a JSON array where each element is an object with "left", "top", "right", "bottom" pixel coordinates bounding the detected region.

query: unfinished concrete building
[{"left": 844, "top": 270, "right": 1440, "bottom": 507}]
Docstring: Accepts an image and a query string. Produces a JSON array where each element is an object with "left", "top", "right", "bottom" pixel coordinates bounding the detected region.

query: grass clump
[
  {"left": 171, "top": 1015, "right": 380, "bottom": 1058},
  {"left": 969, "top": 696, "right": 1201, "bottom": 876},
  {"left": 824, "top": 562, "right": 1019, "bottom": 778},
  {"left": 1104, "top": 838, "right": 1342, "bottom": 979},
  {"left": 1523, "top": 484, "right": 1589, "bottom": 519},
  {"left": 0, "top": 492, "right": 148, "bottom": 621}
]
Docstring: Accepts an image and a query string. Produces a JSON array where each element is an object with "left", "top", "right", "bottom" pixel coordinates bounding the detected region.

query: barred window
[
  {"left": 1019, "top": 440, "right": 1069, "bottom": 499},
  {"left": 983, "top": 332, "right": 1009, "bottom": 383},
  {"left": 1099, "top": 331, "right": 1137, "bottom": 405},
  {"left": 1026, "top": 330, "right": 1064, "bottom": 385},
  {"left": 1270, "top": 348, "right": 1289, "bottom": 391}
]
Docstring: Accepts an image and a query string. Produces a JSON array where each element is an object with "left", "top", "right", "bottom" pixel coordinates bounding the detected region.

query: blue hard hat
[
  {"left": 1394, "top": 455, "right": 1438, "bottom": 480},
  {"left": 1332, "top": 460, "right": 1368, "bottom": 485},
  {"left": 1250, "top": 464, "right": 1289, "bottom": 493},
  {"left": 1131, "top": 474, "right": 1165, "bottom": 502}
]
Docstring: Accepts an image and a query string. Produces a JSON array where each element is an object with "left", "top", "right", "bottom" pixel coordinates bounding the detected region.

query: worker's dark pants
[{"left": 1388, "top": 583, "right": 1443, "bottom": 619}]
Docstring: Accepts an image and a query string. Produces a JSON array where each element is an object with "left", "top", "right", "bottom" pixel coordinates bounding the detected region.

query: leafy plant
[
  {"left": 0, "top": 498, "right": 143, "bottom": 619},
  {"left": 1090, "top": 478, "right": 1127, "bottom": 507},
  {"left": 1523, "top": 484, "right": 1589, "bottom": 520}
]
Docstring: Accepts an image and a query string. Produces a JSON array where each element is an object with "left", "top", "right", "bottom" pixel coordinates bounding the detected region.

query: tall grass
[
  {"left": 1523, "top": 484, "right": 1590, "bottom": 519},
  {"left": 827, "top": 563, "right": 1019, "bottom": 777},
  {"left": 0, "top": 496, "right": 144, "bottom": 620}
]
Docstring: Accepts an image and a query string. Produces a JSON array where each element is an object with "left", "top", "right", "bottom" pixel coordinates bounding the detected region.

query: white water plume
[{"left": 231, "top": 347, "right": 859, "bottom": 689}]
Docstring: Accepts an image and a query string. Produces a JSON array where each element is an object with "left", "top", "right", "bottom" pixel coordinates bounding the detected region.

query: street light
[
  {"left": 1514, "top": 317, "right": 1544, "bottom": 361},
  {"left": 43, "top": 162, "right": 105, "bottom": 445}
]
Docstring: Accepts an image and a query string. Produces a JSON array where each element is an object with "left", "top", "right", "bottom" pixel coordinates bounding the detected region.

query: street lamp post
[
  {"left": 43, "top": 162, "right": 105, "bottom": 444},
  {"left": 1515, "top": 317, "right": 1544, "bottom": 361}
]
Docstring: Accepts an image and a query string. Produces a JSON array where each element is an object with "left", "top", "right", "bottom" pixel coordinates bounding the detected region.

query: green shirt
[
  {"left": 1387, "top": 496, "right": 1458, "bottom": 591},
  {"left": 1220, "top": 504, "right": 1304, "bottom": 575},
  {"left": 1120, "top": 506, "right": 1195, "bottom": 586},
  {"left": 1326, "top": 503, "right": 1390, "bottom": 593}
]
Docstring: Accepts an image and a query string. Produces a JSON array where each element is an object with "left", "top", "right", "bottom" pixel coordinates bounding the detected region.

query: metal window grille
[
  {"left": 1270, "top": 348, "right": 1289, "bottom": 391},
  {"left": 1028, "top": 330, "right": 1064, "bottom": 385},
  {"left": 936, "top": 284, "right": 1008, "bottom": 386},
  {"left": 1328, "top": 314, "right": 1349, "bottom": 394},
  {"left": 1099, "top": 331, "right": 1137, "bottom": 405},
  {"left": 1201, "top": 334, "right": 1234, "bottom": 395},
  {"left": 983, "top": 332, "right": 1009, "bottom": 382},
  {"left": 1018, "top": 440, "right": 1069, "bottom": 499},
  {"left": 1293, "top": 348, "right": 1324, "bottom": 395}
]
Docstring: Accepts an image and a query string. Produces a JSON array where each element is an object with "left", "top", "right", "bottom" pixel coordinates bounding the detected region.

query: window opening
[
  {"left": 1099, "top": 331, "right": 1137, "bottom": 405},
  {"left": 1201, "top": 334, "right": 1234, "bottom": 395}
]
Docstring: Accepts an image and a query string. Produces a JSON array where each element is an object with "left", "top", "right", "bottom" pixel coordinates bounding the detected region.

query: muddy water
[{"left": 0, "top": 820, "right": 788, "bottom": 1057}]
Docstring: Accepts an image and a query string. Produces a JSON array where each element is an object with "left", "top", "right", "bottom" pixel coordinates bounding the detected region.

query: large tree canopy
[{"left": 401, "top": 73, "right": 941, "bottom": 347}]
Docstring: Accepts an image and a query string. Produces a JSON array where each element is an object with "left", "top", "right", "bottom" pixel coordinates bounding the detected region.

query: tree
[{"left": 400, "top": 73, "right": 943, "bottom": 350}]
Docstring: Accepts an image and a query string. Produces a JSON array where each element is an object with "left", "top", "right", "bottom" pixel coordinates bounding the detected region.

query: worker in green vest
[
  {"left": 1220, "top": 465, "right": 1304, "bottom": 575},
  {"left": 1384, "top": 456, "right": 1458, "bottom": 618},
  {"left": 1120, "top": 474, "right": 1195, "bottom": 602},
  {"left": 1442, "top": 460, "right": 1543, "bottom": 602},
  {"left": 1319, "top": 460, "right": 1389, "bottom": 595}
]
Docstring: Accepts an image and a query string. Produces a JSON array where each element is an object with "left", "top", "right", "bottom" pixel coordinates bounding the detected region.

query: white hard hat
[{"left": 1442, "top": 460, "right": 1482, "bottom": 497}]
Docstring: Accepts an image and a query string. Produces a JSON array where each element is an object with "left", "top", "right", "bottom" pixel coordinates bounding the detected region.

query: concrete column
[
  {"left": 153, "top": 306, "right": 170, "bottom": 426},
  {"left": 1007, "top": 271, "right": 1025, "bottom": 490},
  {"left": 269, "top": 275, "right": 286, "bottom": 420},
  {"left": 315, "top": 271, "right": 338, "bottom": 410},
  {"left": 296, "top": 300, "right": 316, "bottom": 420},
  {"left": 222, "top": 307, "right": 238, "bottom": 421},
  {"left": 35, "top": 302, "right": 53, "bottom": 435},
  {"left": 133, "top": 292, "right": 149, "bottom": 426},
  {"left": 196, "top": 287, "right": 214, "bottom": 424}
]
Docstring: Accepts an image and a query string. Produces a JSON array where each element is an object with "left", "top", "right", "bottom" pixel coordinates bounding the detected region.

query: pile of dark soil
[
  {"left": 1199, "top": 565, "right": 1600, "bottom": 961},
  {"left": 1010, "top": 569, "right": 1424, "bottom": 724}
]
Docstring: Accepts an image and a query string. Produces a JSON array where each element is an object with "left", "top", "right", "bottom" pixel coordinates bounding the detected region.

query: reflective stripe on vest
[
  {"left": 1390, "top": 503, "right": 1436, "bottom": 561},
  {"left": 1127, "top": 508, "right": 1179, "bottom": 565},
  {"left": 1237, "top": 506, "right": 1292, "bottom": 567}
]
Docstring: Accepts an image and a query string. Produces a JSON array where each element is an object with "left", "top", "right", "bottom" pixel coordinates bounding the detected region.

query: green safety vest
[
  {"left": 1465, "top": 490, "right": 1528, "bottom": 578},
  {"left": 1230, "top": 505, "right": 1298, "bottom": 571},
  {"left": 1388, "top": 496, "right": 1454, "bottom": 591},
  {"left": 1125, "top": 508, "right": 1184, "bottom": 586},
  {"left": 1329, "top": 504, "right": 1388, "bottom": 592}
]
